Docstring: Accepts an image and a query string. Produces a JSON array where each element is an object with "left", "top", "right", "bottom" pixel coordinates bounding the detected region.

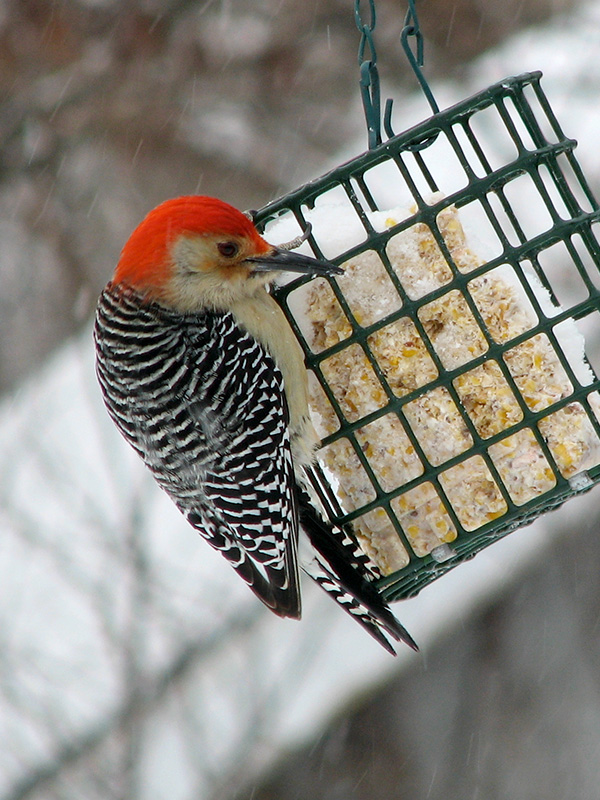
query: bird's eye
[{"left": 217, "top": 241, "right": 239, "bottom": 258}]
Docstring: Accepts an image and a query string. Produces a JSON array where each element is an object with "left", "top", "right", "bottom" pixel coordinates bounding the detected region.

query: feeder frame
[{"left": 254, "top": 72, "right": 600, "bottom": 602}]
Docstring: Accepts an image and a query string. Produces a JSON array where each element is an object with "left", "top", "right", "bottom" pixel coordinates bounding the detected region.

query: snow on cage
[{"left": 257, "top": 72, "right": 600, "bottom": 602}]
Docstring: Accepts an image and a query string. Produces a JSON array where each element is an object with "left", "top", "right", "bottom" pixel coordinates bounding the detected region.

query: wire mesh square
[{"left": 254, "top": 72, "right": 600, "bottom": 602}]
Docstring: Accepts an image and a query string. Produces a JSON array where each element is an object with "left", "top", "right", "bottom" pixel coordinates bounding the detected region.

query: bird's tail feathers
[{"left": 297, "top": 493, "right": 418, "bottom": 654}]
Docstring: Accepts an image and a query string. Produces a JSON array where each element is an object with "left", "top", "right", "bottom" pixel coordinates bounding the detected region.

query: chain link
[
  {"left": 354, "top": 0, "right": 382, "bottom": 149},
  {"left": 355, "top": 0, "right": 439, "bottom": 148},
  {"left": 400, "top": 0, "right": 439, "bottom": 116}
]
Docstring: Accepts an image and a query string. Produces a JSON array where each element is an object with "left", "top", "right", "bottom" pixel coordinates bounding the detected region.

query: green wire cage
[{"left": 254, "top": 70, "right": 600, "bottom": 603}]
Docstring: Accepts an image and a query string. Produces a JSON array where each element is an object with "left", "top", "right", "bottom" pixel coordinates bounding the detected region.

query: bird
[{"left": 94, "top": 195, "right": 417, "bottom": 654}]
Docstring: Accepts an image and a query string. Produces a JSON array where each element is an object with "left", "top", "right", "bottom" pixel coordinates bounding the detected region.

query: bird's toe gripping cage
[{"left": 254, "top": 73, "right": 600, "bottom": 603}]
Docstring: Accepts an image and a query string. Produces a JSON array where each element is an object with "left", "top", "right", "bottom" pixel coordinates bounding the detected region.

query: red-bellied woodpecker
[{"left": 94, "top": 195, "right": 417, "bottom": 654}]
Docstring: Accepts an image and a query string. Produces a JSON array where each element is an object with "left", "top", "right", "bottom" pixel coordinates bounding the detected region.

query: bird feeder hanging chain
[
  {"left": 354, "top": 0, "right": 382, "bottom": 149},
  {"left": 400, "top": 0, "right": 440, "bottom": 116},
  {"left": 355, "top": 0, "right": 439, "bottom": 148}
]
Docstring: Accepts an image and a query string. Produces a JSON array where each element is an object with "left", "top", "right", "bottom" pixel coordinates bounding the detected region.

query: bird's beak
[{"left": 246, "top": 248, "right": 343, "bottom": 277}]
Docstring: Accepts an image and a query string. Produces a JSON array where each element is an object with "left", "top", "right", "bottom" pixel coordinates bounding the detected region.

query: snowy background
[{"left": 2, "top": 1, "right": 600, "bottom": 799}]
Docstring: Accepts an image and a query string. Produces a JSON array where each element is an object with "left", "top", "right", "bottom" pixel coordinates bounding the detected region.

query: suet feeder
[{"left": 253, "top": 7, "right": 600, "bottom": 603}]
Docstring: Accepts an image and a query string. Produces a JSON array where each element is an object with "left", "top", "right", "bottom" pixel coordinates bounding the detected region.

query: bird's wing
[
  {"left": 178, "top": 310, "right": 302, "bottom": 618},
  {"left": 95, "top": 289, "right": 301, "bottom": 617}
]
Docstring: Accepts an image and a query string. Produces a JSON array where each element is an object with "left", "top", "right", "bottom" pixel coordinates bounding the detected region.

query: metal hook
[
  {"left": 277, "top": 222, "right": 313, "bottom": 251},
  {"left": 401, "top": 0, "right": 439, "bottom": 117}
]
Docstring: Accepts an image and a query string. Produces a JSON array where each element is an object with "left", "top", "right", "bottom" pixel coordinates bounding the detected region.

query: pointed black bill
[{"left": 246, "top": 247, "right": 343, "bottom": 277}]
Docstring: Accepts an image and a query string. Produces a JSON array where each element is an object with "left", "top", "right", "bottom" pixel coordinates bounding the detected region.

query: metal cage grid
[{"left": 254, "top": 72, "right": 600, "bottom": 602}]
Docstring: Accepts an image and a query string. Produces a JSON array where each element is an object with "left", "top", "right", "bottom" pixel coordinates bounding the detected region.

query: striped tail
[{"left": 297, "top": 490, "right": 418, "bottom": 655}]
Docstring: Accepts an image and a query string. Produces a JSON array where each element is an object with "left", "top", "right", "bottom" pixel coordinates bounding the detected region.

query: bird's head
[{"left": 112, "top": 195, "right": 341, "bottom": 312}]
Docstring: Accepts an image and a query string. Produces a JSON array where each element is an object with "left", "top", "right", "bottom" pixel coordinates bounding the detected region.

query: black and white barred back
[
  {"left": 95, "top": 283, "right": 417, "bottom": 653},
  {"left": 95, "top": 282, "right": 299, "bottom": 616}
]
